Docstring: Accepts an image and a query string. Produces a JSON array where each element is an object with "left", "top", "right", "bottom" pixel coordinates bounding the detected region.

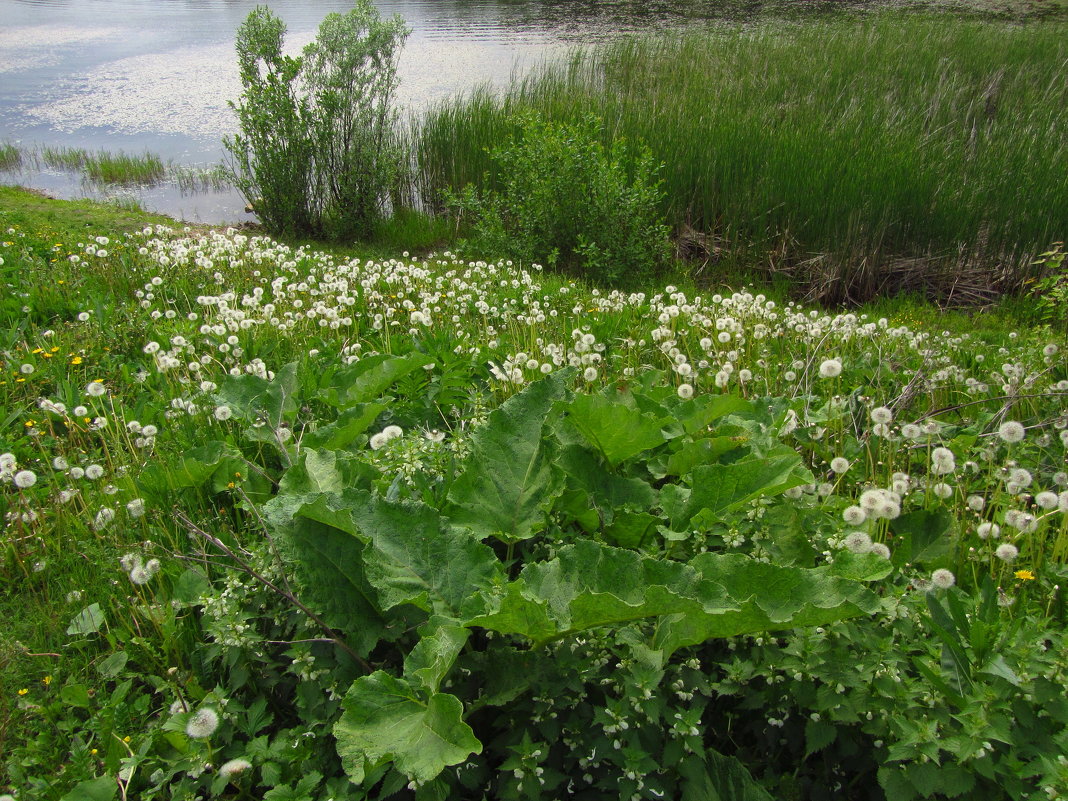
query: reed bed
[{"left": 416, "top": 14, "right": 1068, "bottom": 298}]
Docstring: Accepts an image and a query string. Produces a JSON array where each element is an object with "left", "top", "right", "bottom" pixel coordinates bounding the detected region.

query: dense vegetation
[
  {"left": 416, "top": 15, "right": 1068, "bottom": 301},
  {"left": 1, "top": 183, "right": 1066, "bottom": 800},
  {"left": 2, "top": 4, "right": 1068, "bottom": 800}
]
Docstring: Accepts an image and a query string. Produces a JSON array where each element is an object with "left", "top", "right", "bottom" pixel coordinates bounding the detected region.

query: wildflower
[
  {"left": 52, "top": 456, "right": 68, "bottom": 471},
  {"left": 932, "top": 482, "right": 953, "bottom": 499},
  {"left": 870, "top": 406, "right": 893, "bottom": 424},
  {"left": 871, "top": 423, "right": 892, "bottom": 438},
  {"left": 583, "top": 367, "right": 598, "bottom": 382},
  {"left": 930, "top": 447, "right": 956, "bottom": 475},
  {"left": 219, "top": 758, "right": 253, "bottom": 779},
  {"left": 1035, "top": 491, "right": 1058, "bottom": 510},
  {"left": 369, "top": 432, "right": 389, "bottom": 450},
  {"left": 870, "top": 542, "right": 891, "bottom": 559},
  {"left": 818, "top": 359, "right": 842, "bottom": 378},
  {"left": 995, "top": 543, "right": 1019, "bottom": 563},
  {"left": 85, "top": 381, "right": 107, "bottom": 398},
  {"left": 998, "top": 421, "right": 1025, "bottom": 444},
  {"left": 382, "top": 425, "right": 404, "bottom": 441},
  {"left": 977, "top": 522, "right": 1000, "bottom": 540},
  {"left": 900, "top": 423, "right": 922, "bottom": 440},
  {"left": 213, "top": 405, "right": 233, "bottom": 421},
  {"left": 1014, "top": 569, "right": 1035, "bottom": 581},
  {"left": 85, "top": 464, "right": 104, "bottom": 480},
  {"left": 424, "top": 429, "right": 446, "bottom": 443},
  {"left": 120, "top": 553, "right": 142, "bottom": 572},
  {"left": 93, "top": 507, "right": 115, "bottom": 531},
  {"left": 842, "top": 506, "right": 866, "bottom": 526},
  {"left": 69, "top": 466, "right": 85, "bottom": 480},
  {"left": 185, "top": 707, "right": 219, "bottom": 739},
  {"left": 19, "top": 364, "right": 34, "bottom": 375},
  {"left": 829, "top": 457, "right": 850, "bottom": 474},
  {"left": 14, "top": 469, "right": 37, "bottom": 489},
  {"left": 842, "top": 531, "right": 872, "bottom": 554},
  {"left": 930, "top": 569, "right": 956, "bottom": 590},
  {"left": 126, "top": 498, "right": 146, "bottom": 518},
  {"left": 677, "top": 383, "right": 694, "bottom": 400},
  {"left": 966, "top": 495, "right": 985, "bottom": 512}
]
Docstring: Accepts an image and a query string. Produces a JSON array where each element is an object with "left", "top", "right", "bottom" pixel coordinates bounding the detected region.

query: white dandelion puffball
[
  {"left": 995, "top": 543, "right": 1019, "bottom": 562},
  {"left": 830, "top": 457, "right": 850, "bottom": 474},
  {"left": 382, "top": 425, "right": 404, "bottom": 441},
  {"left": 818, "top": 359, "right": 842, "bottom": 378},
  {"left": 930, "top": 447, "right": 956, "bottom": 475},
  {"left": 213, "top": 405, "right": 233, "bottom": 421},
  {"left": 13, "top": 469, "right": 37, "bottom": 489},
  {"left": 843, "top": 531, "right": 872, "bottom": 554},
  {"left": 219, "top": 758, "right": 253, "bottom": 779},
  {"left": 998, "top": 421, "right": 1025, "bottom": 444},
  {"left": 185, "top": 707, "right": 220, "bottom": 739},
  {"left": 86, "top": 381, "right": 107, "bottom": 398},
  {"left": 870, "top": 542, "right": 891, "bottom": 559},
  {"left": 677, "top": 383, "right": 694, "bottom": 400},
  {"left": 931, "top": 569, "right": 956, "bottom": 589},
  {"left": 85, "top": 464, "right": 105, "bottom": 480},
  {"left": 126, "top": 498, "right": 146, "bottom": 518},
  {"left": 870, "top": 406, "right": 893, "bottom": 425},
  {"left": 842, "top": 506, "right": 867, "bottom": 526},
  {"left": 977, "top": 522, "right": 1000, "bottom": 540},
  {"left": 583, "top": 366, "right": 598, "bottom": 382},
  {"left": 369, "top": 432, "right": 389, "bottom": 450}
]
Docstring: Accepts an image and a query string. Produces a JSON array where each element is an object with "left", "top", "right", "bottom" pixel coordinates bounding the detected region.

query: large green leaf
[
  {"left": 301, "top": 401, "right": 388, "bottom": 450},
  {"left": 404, "top": 618, "right": 470, "bottom": 694},
  {"left": 679, "top": 752, "right": 775, "bottom": 801},
  {"left": 345, "top": 492, "right": 503, "bottom": 617},
  {"left": 661, "top": 450, "right": 811, "bottom": 531},
  {"left": 272, "top": 493, "right": 387, "bottom": 657},
  {"left": 318, "top": 353, "right": 434, "bottom": 408},
  {"left": 890, "top": 508, "right": 956, "bottom": 569},
  {"left": 566, "top": 392, "right": 669, "bottom": 466},
  {"left": 467, "top": 540, "right": 733, "bottom": 645},
  {"left": 673, "top": 394, "right": 753, "bottom": 436},
  {"left": 558, "top": 444, "right": 657, "bottom": 516},
  {"left": 653, "top": 553, "right": 881, "bottom": 655},
  {"left": 447, "top": 372, "right": 570, "bottom": 543},
  {"left": 335, "top": 672, "right": 481, "bottom": 785},
  {"left": 215, "top": 361, "right": 299, "bottom": 424}
]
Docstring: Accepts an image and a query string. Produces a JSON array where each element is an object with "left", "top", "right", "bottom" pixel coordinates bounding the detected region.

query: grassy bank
[
  {"left": 416, "top": 14, "right": 1068, "bottom": 301},
  {"left": 2, "top": 186, "right": 1068, "bottom": 800}
]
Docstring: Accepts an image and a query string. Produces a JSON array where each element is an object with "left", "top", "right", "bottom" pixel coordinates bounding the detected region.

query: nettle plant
[{"left": 216, "top": 365, "right": 895, "bottom": 800}]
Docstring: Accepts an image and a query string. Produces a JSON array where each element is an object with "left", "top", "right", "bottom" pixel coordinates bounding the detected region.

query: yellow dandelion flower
[
  {"left": 1014, "top": 569, "right": 1036, "bottom": 581},
  {"left": 24, "top": 419, "right": 34, "bottom": 427},
  {"left": 17, "top": 688, "right": 28, "bottom": 696},
  {"left": 70, "top": 356, "right": 83, "bottom": 365},
  {"left": 42, "top": 675, "right": 52, "bottom": 685}
]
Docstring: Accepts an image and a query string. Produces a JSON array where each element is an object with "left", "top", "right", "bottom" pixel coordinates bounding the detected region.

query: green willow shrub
[
  {"left": 226, "top": 2, "right": 410, "bottom": 240},
  {"left": 447, "top": 113, "right": 671, "bottom": 286}
]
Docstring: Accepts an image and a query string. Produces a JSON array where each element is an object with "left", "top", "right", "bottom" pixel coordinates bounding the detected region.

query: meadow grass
[
  {"left": 416, "top": 14, "right": 1068, "bottom": 299},
  {"left": 1, "top": 186, "right": 1066, "bottom": 798}
]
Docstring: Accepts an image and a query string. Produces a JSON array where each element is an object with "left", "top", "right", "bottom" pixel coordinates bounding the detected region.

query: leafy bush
[
  {"left": 226, "top": 2, "right": 410, "bottom": 240},
  {"left": 447, "top": 113, "right": 671, "bottom": 286}
]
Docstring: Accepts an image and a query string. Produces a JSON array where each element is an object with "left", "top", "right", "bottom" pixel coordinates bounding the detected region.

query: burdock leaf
[
  {"left": 347, "top": 492, "right": 503, "bottom": 617},
  {"left": 335, "top": 672, "right": 481, "bottom": 785},
  {"left": 653, "top": 553, "right": 881, "bottom": 656},
  {"left": 567, "top": 393, "right": 669, "bottom": 467},
  {"left": 448, "top": 372, "right": 570, "bottom": 543},
  {"left": 661, "top": 452, "right": 811, "bottom": 530}
]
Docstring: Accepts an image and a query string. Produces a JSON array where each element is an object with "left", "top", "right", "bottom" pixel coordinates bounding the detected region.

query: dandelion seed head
[
  {"left": 998, "top": 421, "right": 1025, "bottom": 444},
  {"left": 185, "top": 707, "right": 219, "bottom": 739},
  {"left": 930, "top": 569, "right": 955, "bottom": 589}
]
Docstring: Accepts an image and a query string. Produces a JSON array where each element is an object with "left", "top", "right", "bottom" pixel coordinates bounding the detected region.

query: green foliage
[
  {"left": 446, "top": 113, "right": 671, "bottom": 285},
  {"left": 226, "top": 2, "right": 410, "bottom": 240},
  {"left": 420, "top": 15, "right": 1068, "bottom": 298},
  {"left": 269, "top": 374, "right": 888, "bottom": 796},
  {"left": 1029, "top": 243, "right": 1067, "bottom": 330}
]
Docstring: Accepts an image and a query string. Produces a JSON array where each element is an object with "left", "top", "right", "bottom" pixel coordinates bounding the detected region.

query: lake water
[{"left": 0, "top": 0, "right": 912, "bottom": 223}]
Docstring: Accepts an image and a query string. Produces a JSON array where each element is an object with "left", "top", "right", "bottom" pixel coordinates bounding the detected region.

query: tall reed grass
[{"left": 416, "top": 14, "right": 1068, "bottom": 296}]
